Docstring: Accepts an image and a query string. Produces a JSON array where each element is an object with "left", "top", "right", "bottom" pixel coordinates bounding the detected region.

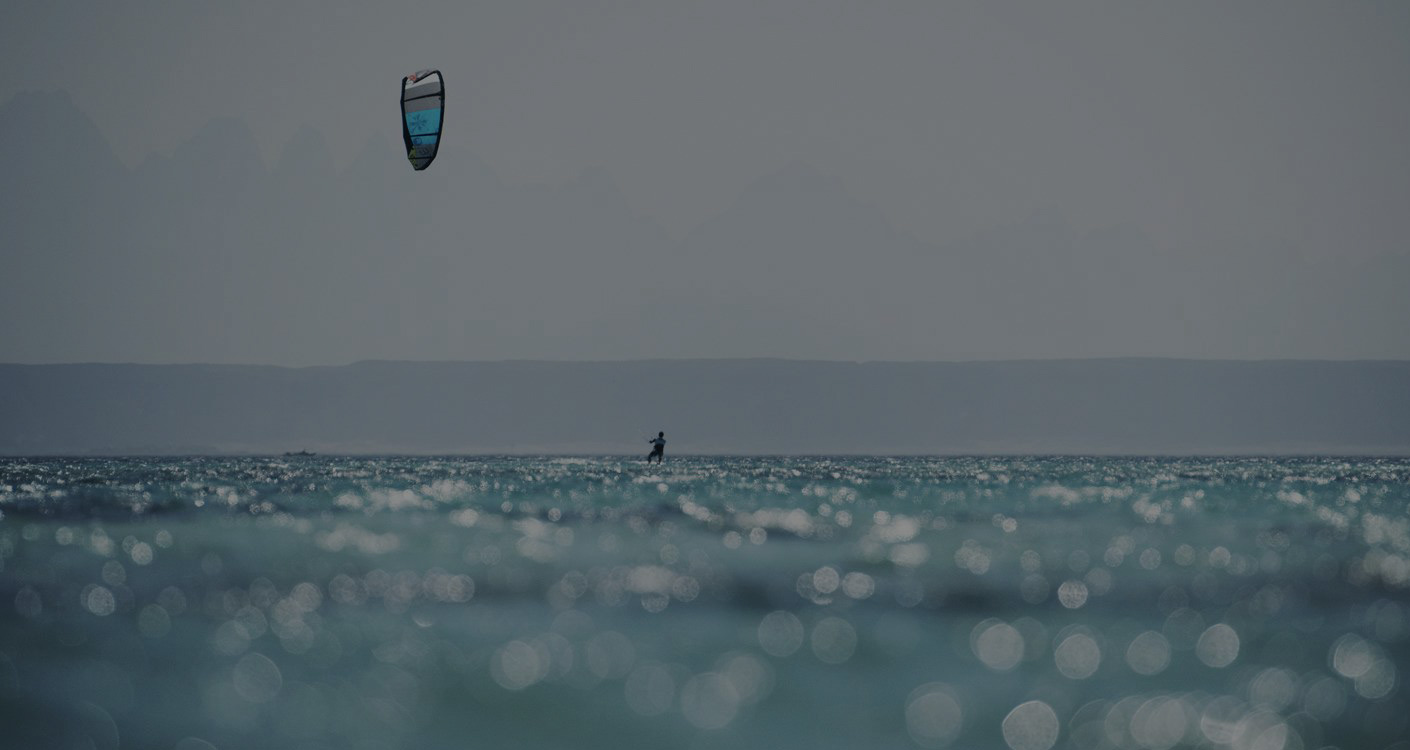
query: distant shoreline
[{"left": 5, "top": 355, "right": 1410, "bottom": 368}]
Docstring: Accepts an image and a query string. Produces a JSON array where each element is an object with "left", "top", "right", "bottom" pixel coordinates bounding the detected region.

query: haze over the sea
[{"left": 2, "top": 359, "right": 1406, "bottom": 456}]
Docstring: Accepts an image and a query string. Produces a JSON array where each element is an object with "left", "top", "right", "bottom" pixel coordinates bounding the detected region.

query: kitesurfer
[{"left": 647, "top": 432, "right": 666, "bottom": 464}]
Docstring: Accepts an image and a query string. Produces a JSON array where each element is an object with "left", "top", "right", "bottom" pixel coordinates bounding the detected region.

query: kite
[{"left": 401, "top": 69, "right": 444, "bottom": 170}]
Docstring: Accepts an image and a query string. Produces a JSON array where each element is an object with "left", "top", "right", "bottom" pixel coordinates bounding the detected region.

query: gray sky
[{"left": 2, "top": 1, "right": 1407, "bottom": 364}]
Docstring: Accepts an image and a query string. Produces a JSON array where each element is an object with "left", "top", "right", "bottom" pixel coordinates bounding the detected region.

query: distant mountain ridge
[{"left": 1, "top": 359, "right": 1407, "bottom": 455}]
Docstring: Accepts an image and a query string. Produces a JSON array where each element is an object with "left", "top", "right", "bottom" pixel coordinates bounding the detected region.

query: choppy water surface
[{"left": 2, "top": 456, "right": 1408, "bottom": 750}]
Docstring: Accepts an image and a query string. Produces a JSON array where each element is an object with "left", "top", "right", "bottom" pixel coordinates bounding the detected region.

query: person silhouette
[{"left": 646, "top": 432, "right": 666, "bottom": 464}]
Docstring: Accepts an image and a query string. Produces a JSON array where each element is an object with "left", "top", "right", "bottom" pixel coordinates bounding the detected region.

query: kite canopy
[{"left": 401, "top": 69, "right": 444, "bottom": 171}]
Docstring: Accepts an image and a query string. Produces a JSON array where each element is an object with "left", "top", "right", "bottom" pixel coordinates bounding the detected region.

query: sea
[{"left": 1, "top": 456, "right": 1407, "bottom": 750}]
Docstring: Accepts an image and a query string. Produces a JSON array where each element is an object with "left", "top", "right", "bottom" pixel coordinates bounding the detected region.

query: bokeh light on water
[{"left": 1, "top": 455, "right": 1409, "bottom": 748}]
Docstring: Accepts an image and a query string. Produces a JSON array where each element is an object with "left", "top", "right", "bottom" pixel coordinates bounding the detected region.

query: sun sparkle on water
[{"left": 1, "top": 455, "right": 1408, "bottom": 748}]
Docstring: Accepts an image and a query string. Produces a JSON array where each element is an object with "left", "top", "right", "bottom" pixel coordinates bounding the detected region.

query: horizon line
[{"left": 3, "top": 356, "right": 1410, "bottom": 369}]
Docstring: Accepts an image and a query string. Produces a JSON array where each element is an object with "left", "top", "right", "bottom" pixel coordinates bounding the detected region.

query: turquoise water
[{"left": 1, "top": 456, "right": 1408, "bottom": 749}]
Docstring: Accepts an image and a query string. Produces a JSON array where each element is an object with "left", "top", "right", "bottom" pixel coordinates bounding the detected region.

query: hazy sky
[{"left": 2, "top": 1, "right": 1407, "bottom": 364}]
